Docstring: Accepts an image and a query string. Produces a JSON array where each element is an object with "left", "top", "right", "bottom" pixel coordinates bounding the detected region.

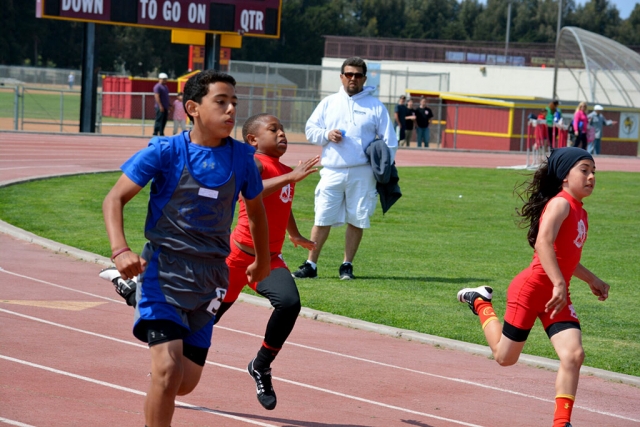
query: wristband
[{"left": 111, "top": 247, "right": 131, "bottom": 262}]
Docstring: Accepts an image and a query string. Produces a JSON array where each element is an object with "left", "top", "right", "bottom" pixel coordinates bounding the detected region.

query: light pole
[
  {"left": 552, "top": 0, "right": 563, "bottom": 99},
  {"left": 505, "top": 0, "right": 513, "bottom": 58}
]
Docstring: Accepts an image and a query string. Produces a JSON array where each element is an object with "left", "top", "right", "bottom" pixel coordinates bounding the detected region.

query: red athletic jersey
[
  {"left": 231, "top": 153, "right": 294, "bottom": 253},
  {"left": 504, "top": 190, "right": 588, "bottom": 329},
  {"left": 529, "top": 190, "right": 588, "bottom": 287}
]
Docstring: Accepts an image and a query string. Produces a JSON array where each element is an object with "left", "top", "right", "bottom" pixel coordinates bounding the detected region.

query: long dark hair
[{"left": 515, "top": 161, "right": 563, "bottom": 248}]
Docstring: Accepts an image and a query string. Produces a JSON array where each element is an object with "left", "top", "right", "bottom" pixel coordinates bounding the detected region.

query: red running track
[{"left": 1, "top": 132, "right": 639, "bottom": 427}]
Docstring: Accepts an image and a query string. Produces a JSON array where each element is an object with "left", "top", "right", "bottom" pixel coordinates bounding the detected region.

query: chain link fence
[
  {"left": 3, "top": 65, "right": 634, "bottom": 157},
  {"left": 0, "top": 65, "right": 81, "bottom": 87},
  {"left": 1, "top": 81, "right": 547, "bottom": 155}
]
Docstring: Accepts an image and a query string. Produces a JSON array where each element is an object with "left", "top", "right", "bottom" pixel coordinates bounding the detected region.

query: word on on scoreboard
[{"left": 37, "top": 0, "right": 281, "bottom": 38}]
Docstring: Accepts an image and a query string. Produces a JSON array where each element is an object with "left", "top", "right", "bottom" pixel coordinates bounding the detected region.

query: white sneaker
[
  {"left": 457, "top": 286, "right": 493, "bottom": 315},
  {"left": 99, "top": 267, "right": 137, "bottom": 306}
]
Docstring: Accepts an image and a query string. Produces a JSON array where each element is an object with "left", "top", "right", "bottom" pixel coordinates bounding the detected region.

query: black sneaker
[
  {"left": 565, "top": 424, "right": 573, "bottom": 427},
  {"left": 247, "top": 358, "right": 277, "bottom": 410},
  {"left": 292, "top": 262, "right": 317, "bottom": 279},
  {"left": 339, "top": 263, "right": 355, "bottom": 280},
  {"left": 456, "top": 286, "right": 493, "bottom": 315},
  {"left": 99, "top": 267, "right": 137, "bottom": 307}
]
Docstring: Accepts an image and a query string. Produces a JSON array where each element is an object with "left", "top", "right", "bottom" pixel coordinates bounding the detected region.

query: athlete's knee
[
  {"left": 493, "top": 353, "right": 519, "bottom": 367},
  {"left": 177, "top": 380, "right": 197, "bottom": 396},
  {"left": 277, "top": 293, "right": 301, "bottom": 314},
  {"left": 176, "top": 372, "right": 200, "bottom": 395},
  {"left": 560, "top": 346, "right": 585, "bottom": 368},
  {"left": 151, "top": 356, "right": 184, "bottom": 392}
]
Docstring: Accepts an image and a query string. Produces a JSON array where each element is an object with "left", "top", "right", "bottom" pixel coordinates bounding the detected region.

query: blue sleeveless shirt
[{"left": 121, "top": 132, "right": 262, "bottom": 259}]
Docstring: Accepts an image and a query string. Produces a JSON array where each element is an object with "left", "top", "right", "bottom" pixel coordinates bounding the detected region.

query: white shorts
[{"left": 314, "top": 165, "right": 377, "bottom": 229}]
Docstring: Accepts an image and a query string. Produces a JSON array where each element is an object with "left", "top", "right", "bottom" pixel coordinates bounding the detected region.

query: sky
[
  {"left": 574, "top": 0, "right": 637, "bottom": 19},
  {"left": 473, "top": 0, "right": 637, "bottom": 20}
]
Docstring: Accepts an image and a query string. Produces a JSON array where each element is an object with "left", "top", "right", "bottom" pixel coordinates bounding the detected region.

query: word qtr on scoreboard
[{"left": 38, "top": 0, "right": 281, "bottom": 38}]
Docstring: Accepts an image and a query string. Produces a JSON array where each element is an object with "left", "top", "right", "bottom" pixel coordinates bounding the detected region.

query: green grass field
[
  {"left": 0, "top": 167, "right": 638, "bottom": 377},
  {"left": 0, "top": 89, "right": 81, "bottom": 121}
]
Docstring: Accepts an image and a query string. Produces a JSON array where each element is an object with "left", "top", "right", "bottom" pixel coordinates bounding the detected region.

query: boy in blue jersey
[{"left": 102, "top": 70, "right": 270, "bottom": 427}]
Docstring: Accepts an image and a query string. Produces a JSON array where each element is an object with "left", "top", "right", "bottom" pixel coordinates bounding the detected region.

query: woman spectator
[{"left": 572, "top": 102, "right": 589, "bottom": 150}]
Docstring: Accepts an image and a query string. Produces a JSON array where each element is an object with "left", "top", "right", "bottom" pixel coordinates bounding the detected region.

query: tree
[
  {"left": 472, "top": 0, "right": 511, "bottom": 41},
  {"left": 457, "top": 0, "right": 485, "bottom": 40},
  {"left": 402, "top": 0, "right": 466, "bottom": 40},
  {"left": 235, "top": 0, "right": 357, "bottom": 64},
  {"left": 358, "top": 0, "right": 408, "bottom": 37},
  {"left": 614, "top": 3, "right": 640, "bottom": 46},
  {"left": 566, "top": 0, "right": 622, "bottom": 40}
]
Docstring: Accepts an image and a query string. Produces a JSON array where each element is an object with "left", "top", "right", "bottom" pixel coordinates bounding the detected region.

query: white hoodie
[{"left": 305, "top": 85, "right": 398, "bottom": 168}]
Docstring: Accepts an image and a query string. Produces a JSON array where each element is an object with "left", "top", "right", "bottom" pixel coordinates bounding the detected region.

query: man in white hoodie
[{"left": 292, "top": 57, "right": 398, "bottom": 280}]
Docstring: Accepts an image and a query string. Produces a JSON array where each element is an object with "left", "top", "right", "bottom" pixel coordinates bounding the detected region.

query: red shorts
[
  {"left": 504, "top": 268, "right": 580, "bottom": 332},
  {"left": 224, "top": 244, "right": 288, "bottom": 303}
]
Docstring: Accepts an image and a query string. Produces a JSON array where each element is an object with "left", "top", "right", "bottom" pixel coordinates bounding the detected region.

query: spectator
[
  {"left": 572, "top": 102, "right": 589, "bottom": 150},
  {"left": 394, "top": 95, "right": 408, "bottom": 147},
  {"left": 545, "top": 100, "right": 560, "bottom": 148},
  {"left": 68, "top": 72, "right": 75, "bottom": 90},
  {"left": 172, "top": 92, "right": 187, "bottom": 135},
  {"left": 587, "top": 105, "right": 617, "bottom": 155},
  {"left": 404, "top": 99, "right": 417, "bottom": 147},
  {"left": 292, "top": 56, "right": 398, "bottom": 280},
  {"left": 153, "top": 72, "right": 170, "bottom": 136},
  {"left": 415, "top": 97, "right": 434, "bottom": 148}
]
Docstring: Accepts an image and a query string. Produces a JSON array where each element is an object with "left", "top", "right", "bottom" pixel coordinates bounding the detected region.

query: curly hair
[{"left": 515, "top": 160, "right": 563, "bottom": 248}]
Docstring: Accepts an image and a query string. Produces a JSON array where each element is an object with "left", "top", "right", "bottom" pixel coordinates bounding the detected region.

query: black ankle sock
[{"left": 253, "top": 345, "right": 278, "bottom": 371}]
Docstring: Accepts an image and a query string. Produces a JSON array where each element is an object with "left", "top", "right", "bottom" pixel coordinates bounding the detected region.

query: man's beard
[{"left": 346, "top": 85, "right": 361, "bottom": 96}]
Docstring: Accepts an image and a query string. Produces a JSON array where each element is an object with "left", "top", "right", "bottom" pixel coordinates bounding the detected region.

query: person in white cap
[
  {"left": 153, "top": 72, "right": 170, "bottom": 135},
  {"left": 587, "top": 105, "right": 617, "bottom": 155}
]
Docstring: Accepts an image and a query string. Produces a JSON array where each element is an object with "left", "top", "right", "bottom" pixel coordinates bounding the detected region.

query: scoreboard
[{"left": 37, "top": 0, "right": 281, "bottom": 38}]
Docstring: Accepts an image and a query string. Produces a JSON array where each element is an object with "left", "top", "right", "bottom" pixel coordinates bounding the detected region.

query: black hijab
[{"left": 547, "top": 147, "right": 594, "bottom": 180}]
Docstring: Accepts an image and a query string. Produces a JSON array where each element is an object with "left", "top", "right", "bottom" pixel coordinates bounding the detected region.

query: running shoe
[
  {"left": 247, "top": 358, "right": 277, "bottom": 410},
  {"left": 456, "top": 286, "right": 493, "bottom": 315},
  {"left": 99, "top": 267, "right": 137, "bottom": 307}
]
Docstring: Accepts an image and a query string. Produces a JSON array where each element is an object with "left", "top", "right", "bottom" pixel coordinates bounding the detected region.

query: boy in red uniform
[
  {"left": 457, "top": 147, "right": 610, "bottom": 427},
  {"left": 215, "top": 113, "right": 319, "bottom": 410}
]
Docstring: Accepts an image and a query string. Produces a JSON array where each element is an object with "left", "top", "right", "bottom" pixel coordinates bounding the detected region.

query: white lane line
[
  {"left": 0, "top": 268, "right": 124, "bottom": 305},
  {"left": 0, "top": 355, "right": 278, "bottom": 427},
  {"left": 0, "top": 418, "right": 37, "bottom": 427},
  {"left": 2, "top": 267, "right": 639, "bottom": 423},
  {"left": 0, "top": 308, "right": 484, "bottom": 427}
]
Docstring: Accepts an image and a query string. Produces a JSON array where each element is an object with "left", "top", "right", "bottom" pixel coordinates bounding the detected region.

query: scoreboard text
[{"left": 38, "top": 0, "right": 281, "bottom": 38}]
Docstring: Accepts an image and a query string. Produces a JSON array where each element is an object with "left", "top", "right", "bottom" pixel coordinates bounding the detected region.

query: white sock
[{"left": 306, "top": 260, "right": 317, "bottom": 269}]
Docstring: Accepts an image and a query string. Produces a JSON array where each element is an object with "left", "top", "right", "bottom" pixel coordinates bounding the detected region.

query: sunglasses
[{"left": 343, "top": 72, "right": 365, "bottom": 80}]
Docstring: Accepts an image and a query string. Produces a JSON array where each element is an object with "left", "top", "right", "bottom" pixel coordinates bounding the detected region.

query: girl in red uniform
[
  {"left": 216, "top": 114, "right": 319, "bottom": 410},
  {"left": 457, "top": 147, "right": 610, "bottom": 427}
]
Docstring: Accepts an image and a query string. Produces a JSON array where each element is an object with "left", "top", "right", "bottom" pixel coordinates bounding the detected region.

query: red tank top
[
  {"left": 529, "top": 190, "right": 588, "bottom": 286},
  {"left": 231, "top": 153, "right": 294, "bottom": 253}
]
